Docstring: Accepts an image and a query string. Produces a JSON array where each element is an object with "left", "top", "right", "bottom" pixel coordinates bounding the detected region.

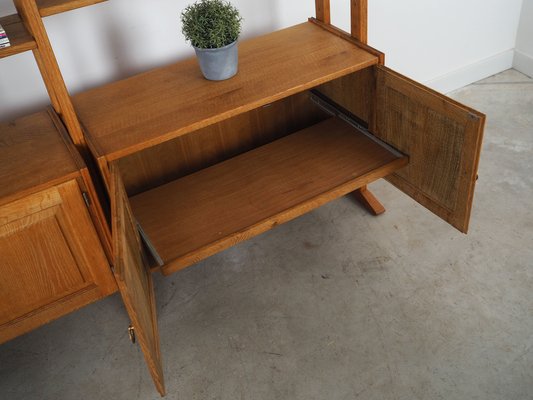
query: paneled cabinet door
[
  {"left": 110, "top": 164, "right": 165, "bottom": 396},
  {"left": 374, "top": 66, "right": 485, "bottom": 233},
  {"left": 317, "top": 66, "right": 485, "bottom": 233},
  {"left": 0, "top": 180, "right": 117, "bottom": 344}
]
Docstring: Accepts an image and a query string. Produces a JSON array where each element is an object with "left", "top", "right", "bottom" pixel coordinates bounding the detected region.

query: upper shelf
[
  {"left": 37, "top": 0, "right": 107, "bottom": 17},
  {"left": 73, "top": 22, "right": 379, "bottom": 161},
  {"left": 0, "top": 14, "right": 36, "bottom": 59}
]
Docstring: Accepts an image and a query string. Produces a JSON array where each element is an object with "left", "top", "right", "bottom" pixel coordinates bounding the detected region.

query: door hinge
[
  {"left": 128, "top": 325, "right": 136, "bottom": 344},
  {"left": 82, "top": 191, "right": 92, "bottom": 208}
]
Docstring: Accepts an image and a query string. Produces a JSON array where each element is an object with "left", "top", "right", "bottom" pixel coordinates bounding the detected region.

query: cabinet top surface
[
  {"left": 0, "top": 111, "right": 80, "bottom": 204},
  {"left": 73, "top": 22, "right": 378, "bottom": 161}
]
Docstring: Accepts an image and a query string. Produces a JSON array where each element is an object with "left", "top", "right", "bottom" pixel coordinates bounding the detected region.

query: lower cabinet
[
  {"left": 106, "top": 63, "right": 485, "bottom": 395},
  {"left": 0, "top": 179, "right": 117, "bottom": 344}
]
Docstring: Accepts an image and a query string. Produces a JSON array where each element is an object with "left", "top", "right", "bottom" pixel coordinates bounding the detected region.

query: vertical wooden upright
[
  {"left": 314, "top": 0, "right": 383, "bottom": 215},
  {"left": 314, "top": 0, "right": 368, "bottom": 43},
  {"left": 350, "top": 0, "right": 368, "bottom": 43},
  {"left": 13, "top": 0, "right": 113, "bottom": 269},
  {"left": 315, "top": 0, "right": 331, "bottom": 24},
  {"left": 348, "top": 0, "right": 384, "bottom": 214},
  {"left": 13, "top": 0, "right": 86, "bottom": 148}
]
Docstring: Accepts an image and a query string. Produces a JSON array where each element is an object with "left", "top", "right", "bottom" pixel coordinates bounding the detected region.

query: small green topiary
[{"left": 181, "top": 0, "right": 243, "bottom": 49}]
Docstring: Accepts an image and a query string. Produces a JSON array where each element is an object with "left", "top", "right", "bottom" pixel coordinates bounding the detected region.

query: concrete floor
[{"left": 1, "top": 69, "right": 532, "bottom": 400}]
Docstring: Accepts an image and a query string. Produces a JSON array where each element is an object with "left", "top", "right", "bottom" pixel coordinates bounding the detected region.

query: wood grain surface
[
  {"left": 375, "top": 66, "right": 485, "bottom": 233},
  {"left": 130, "top": 117, "right": 407, "bottom": 275},
  {"left": 74, "top": 22, "right": 378, "bottom": 161},
  {"left": 37, "top": 0, "right": 107, "bottom": 17},
  {"left": 315, "top": 0, "right": 331, "bottom": 24},
  {"left": 0, "top": 14, "right": 36, "bottom": 59},
  {"left": 48, "top": 109, "right": 114, "bottom": 262},
  {"left": 351, "top": 0, "right": 368, "bottom": 43},
  {"left": 14, "top": 0, "right": 88, "bottom": 147},
  {"left": 308, "top": 18, "right": 384, "bottom": 64},
  {"left": 117, "top": 92, "right": 329, "bottom": 196},
  {"left": 316, "top": 68, "right": 376, "bottom": 127},
  {"left": 0, "top": 111, "right": 79, "bottom": 206},
  {"left": 110, "top": 164, "right": 165, "bottom": 396}
]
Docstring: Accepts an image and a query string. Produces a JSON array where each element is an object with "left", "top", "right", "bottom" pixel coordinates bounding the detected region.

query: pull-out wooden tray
[{"left": 130, "top": 117, "right": 408, "bottom": 275}]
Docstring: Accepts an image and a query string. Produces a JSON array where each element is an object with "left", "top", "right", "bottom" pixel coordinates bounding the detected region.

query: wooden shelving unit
[
  {"left": 0, "top": 14, "right": 36, "bottom": 59},
  {"left": 130, "top": 117, "right": 407, "bottom": 275},
  {"left": 73, "top": 22, "right": 378, "bottom": 161},
  {"left": 36, "top": 0, "right": 107, "bottom": 17},
  {"left": 1, "top": 0, "right": 486, "bottom": 395}
]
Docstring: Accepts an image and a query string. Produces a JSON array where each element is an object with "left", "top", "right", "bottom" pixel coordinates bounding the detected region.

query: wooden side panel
[
  {"left": 375, "top": 66, "right": 485, "bottom": 233},
  {"left": 117, "top": 92, "right": 328, "bottom": 196},
  {"left": 48, "top": 109, "right": 113, "bottom": 263},
  {"left": 0, "top": 180, "right": 116, "bottom": 344},
  {"left": 110, "top": 164, "right": 165, "bottom": 396},
  {"left": 316, "top": 68, "right": 375, "bottom": 127}
]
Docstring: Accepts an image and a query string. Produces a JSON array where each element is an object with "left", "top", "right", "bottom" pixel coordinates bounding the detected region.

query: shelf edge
[
  {"left": 158, "top": 156, "right": 407, "bottom": 276},
  {"left": 38, "top": 0, "right": 108, "bottom": 17}
]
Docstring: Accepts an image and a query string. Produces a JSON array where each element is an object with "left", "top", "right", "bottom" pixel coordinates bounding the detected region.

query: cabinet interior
[
  {"left": 116, "top": 68, "right": 377, "bottom": 198},
  {"left": 110, "top": 68, "right": 407, "bottom": 275}
]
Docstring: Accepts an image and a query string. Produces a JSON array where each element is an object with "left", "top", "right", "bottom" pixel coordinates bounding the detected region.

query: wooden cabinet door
[
  {"left": 110, "top": 164, "right": 165, "bottom": 396},
  {"left": 374, "top": 66, "right": 485, "bottom": 233},
  {"left": 0, "top": 180, "right": 116, "bottom": 343}
]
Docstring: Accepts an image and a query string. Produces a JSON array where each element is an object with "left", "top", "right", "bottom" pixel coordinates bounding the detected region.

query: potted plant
[{"left": 181, "top": 0, "right": 243, "bottom": 81}]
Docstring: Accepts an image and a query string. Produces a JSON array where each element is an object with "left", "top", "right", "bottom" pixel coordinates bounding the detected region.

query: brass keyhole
[{"left": 128, "top": 325, "right": 136, "bottom": 344}]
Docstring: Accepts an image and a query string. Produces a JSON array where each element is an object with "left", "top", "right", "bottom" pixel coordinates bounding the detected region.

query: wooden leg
[{"left": 353, "top": 185, "right": 385, "bottom": 215}]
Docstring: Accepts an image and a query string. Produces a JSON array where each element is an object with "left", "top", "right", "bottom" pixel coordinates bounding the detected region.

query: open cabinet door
[
  {"left": 375, "top": 66, "right": 485, "bottom": 233},
  {"left": 110, "top": 163, "right": 166, "bottom": 396}
]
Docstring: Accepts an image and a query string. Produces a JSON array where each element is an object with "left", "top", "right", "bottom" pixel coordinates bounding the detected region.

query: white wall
[
  {"left": 514, "top": 0, "right": 533, "bottom": 77},
  {"left": 0, "top": 0, "right": 525, "bottom": 121}
]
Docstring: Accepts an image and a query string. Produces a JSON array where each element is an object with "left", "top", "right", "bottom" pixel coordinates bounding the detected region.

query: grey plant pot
[{"left": 194, "top": 40, "right": 238, "bottom": 81}]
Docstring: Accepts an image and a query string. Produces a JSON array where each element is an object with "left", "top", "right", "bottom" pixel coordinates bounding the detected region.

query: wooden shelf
[
  {"left": 0, "top": 110, "right": 80, "bottom": 206},
  {"left": 37, "top": 0, "right": 107, "bottom": 17},
  {"left": 130, "top": 117, "right": 408, "bottom": 275},
  {"left": 73, "top": 22, "right": 379, "bottom": 161},
  {"left": 0, "top": 14, "right": 36, "bottom": 59}
]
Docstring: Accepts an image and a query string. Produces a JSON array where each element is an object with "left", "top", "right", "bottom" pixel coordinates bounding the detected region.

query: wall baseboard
[
  {"left": 424, "top": 49, "right": 515, "bottom": 94},
  {"left": 513, "top": 50, "right": 533, "bottom": 79}
]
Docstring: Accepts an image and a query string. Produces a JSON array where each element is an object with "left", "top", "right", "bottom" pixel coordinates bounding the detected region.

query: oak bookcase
[{"left": 0, "top": 0, "right": 485, "bottom": 395}]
